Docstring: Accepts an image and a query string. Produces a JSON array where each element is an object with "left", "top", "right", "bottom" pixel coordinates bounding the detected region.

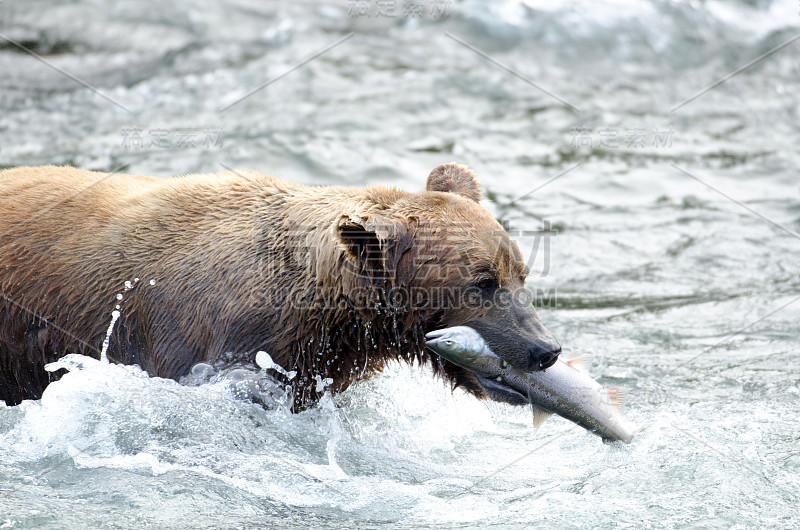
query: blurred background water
[{"left": 1, "top": 0, "right": 799, "bottom": 527}]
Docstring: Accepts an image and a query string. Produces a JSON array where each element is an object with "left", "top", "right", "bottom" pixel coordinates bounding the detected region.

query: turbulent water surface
[{"left": 1, "top": 0, "right": 799, "bottom": 527}]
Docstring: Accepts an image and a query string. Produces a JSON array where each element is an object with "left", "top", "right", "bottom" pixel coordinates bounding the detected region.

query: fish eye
[{"left": 443, "top": 340, "right": 454, "bottom": 346}]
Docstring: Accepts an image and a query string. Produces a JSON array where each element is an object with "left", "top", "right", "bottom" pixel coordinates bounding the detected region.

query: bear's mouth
[
  {"left": 473, "top": 373, "right": 529, "bottom": 406},
  {"left": 424, "top": 328, "right": 558, "bottom": 408}
]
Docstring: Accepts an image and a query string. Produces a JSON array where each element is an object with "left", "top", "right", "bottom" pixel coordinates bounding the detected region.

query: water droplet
[
  {"left": 191, "top": 362, "right": 214, "bottom": 378},
  {"left": 149, "top": 279, "right": 156, "bottom": 286},
  {"left": 99, "top": 310, "right": 122, "bottom": 363},
  {"left": 124, "top": 281, "right": 133, "bottom": 289},
  {"left": 116, "top": 294, "right": 123, "bottom": 301},
  {"left": 314, "top": 374, "right": 333, "bottom": 392}
]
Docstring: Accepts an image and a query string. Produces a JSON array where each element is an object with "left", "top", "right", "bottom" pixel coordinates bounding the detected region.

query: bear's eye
[{"left": 475, "top": 277, "right": 498, "bottom": 291}]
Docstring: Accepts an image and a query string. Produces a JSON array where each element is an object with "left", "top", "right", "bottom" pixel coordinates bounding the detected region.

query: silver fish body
[{"left": 425, "top": 326, "right": 633, "bottom": 443}]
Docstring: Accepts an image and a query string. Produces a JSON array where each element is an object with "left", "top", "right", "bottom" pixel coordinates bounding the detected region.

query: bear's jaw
[
  {"left": 436, "top": 359, "right": 529, "bottom": 407},
  {"left": 473, "top": 374, "right": 529, "bottom": 406}
]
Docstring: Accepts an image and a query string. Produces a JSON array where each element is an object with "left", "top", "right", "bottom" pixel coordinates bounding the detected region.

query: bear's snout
[{"left": 526, "top": 337, "right": 562, "bottom": 371}]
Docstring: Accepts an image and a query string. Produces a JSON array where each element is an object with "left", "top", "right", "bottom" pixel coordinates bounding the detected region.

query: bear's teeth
[
  {"left": 496, "top": 376, "right": 502, "bottom": 382},
  {"left": 501, "top": 361, "right": 509, "bottom": 368}
]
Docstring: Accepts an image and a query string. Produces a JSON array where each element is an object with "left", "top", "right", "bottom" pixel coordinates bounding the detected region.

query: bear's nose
[{"left": 526, "top": 339, "right": 561, "bottom": 371}]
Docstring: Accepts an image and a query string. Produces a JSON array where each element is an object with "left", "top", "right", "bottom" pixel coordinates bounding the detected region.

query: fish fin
[
  {"left": 564, "top": 354, "right": 588, "bottom": 371},
  {"left": 532, "top": 406, "right": 553, "bottom": 430},
  {"left": 606, "top": 387, "right": 625, "bottom": 414}
]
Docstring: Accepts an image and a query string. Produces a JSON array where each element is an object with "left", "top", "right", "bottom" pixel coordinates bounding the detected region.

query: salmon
[{"left": 426, "top": 326, "right": 633, "bottom": 443}]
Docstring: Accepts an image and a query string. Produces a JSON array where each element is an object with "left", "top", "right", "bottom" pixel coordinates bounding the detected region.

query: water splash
[
  {"left": 255, "top": 351, "right": 297, "bottom": 380},
  {"left": 44, "top": 352, "right": 105, "bottom": 374},
  {"left": 179, "top": 361, "right": 290, "bottom": 410}
]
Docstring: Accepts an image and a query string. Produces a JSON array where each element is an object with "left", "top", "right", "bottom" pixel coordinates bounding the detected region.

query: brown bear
[{"left": 0, "top": 163, "right": 560, "bottom": 408}]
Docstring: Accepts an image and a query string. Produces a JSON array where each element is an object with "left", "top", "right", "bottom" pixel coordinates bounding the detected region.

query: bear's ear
[
  {"left": 336, "top": 214, "right": 410, "bottom": 278},
  {"left": 426, "top": 162, "right": 482, "bottom": 202}
]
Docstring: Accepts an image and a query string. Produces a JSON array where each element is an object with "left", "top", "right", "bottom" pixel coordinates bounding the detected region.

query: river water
[{"left": 1, "top": 0, "right": 799, "bottom": 527}]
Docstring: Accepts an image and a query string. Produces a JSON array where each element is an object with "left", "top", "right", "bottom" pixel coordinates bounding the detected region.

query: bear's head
[{"left": 335, "top": 163, "right": 561, "bottom": 405}]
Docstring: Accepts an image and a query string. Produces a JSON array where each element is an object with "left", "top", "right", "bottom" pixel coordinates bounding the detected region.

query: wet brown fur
[{"left": 0, "top": 163, "right": 529, "bottom": 408}]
